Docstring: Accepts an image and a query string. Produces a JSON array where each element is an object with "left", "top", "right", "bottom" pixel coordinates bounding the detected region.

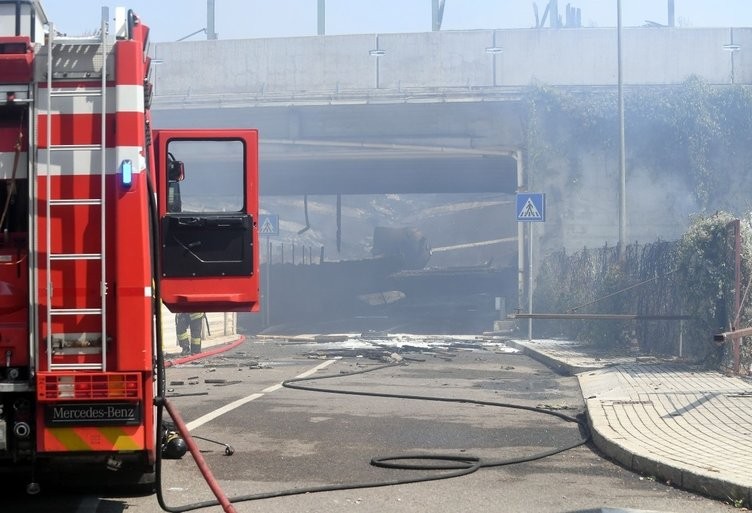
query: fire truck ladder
[{"left": 43, "top": 12, "right": 109, "bottom": 372}]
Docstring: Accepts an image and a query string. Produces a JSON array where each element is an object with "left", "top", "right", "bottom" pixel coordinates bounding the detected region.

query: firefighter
[{"left": 175, "top": 312, "right": 205, "bottom": 355}]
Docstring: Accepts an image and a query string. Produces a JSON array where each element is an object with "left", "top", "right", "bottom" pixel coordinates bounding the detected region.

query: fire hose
[
  {"left": 146, "top": 172, "right": 589, "bottom": 513},
  {"left": 152, "top": 356, "right": 590, "bottom": 512},
  {"left": 156, "top": 397, "right": 236, "bottom": 513},
  {"left": 0, "top": 117, "right": 23, "bottom": 232}
]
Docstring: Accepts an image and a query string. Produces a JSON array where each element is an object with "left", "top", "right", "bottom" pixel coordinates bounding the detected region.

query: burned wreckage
[{"left": 259, "top": 227, "right": 516, "bottom": 333}]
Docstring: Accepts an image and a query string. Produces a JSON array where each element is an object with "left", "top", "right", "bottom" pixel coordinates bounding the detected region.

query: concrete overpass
[
  {"left": 152, "top": 26, "right": 750, "bottom": 248},
  {"left": 151, "top": 26, "right": 749, "bottom": 198},
  {"left": 149, "top": 26, "right": 751, "bottom": 327}
]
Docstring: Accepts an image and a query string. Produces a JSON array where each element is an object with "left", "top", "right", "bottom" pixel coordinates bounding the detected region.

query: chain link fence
[{"left": 533, "top": 213, "right": 752, "bottom": 373}]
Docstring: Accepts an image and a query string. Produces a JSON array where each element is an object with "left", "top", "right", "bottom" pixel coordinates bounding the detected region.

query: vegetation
[
  {"left": 525, "top": 78, "right": 752, "bottom": 212},
  {"left": 534, "top": 212, "right": 752, "bottom": 372},
  {"left": 525, "top": 80, "right": 752, "bottom": 372}
]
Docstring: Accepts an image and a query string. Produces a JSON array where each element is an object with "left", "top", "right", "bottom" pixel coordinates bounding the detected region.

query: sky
[{"left": 39, "top": 1, "right": 752, "bottom": 42}]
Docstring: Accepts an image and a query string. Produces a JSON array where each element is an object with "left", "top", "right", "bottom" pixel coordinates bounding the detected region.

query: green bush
[{"left": 535, "top": 213, "right": 752, "bottom": 372}]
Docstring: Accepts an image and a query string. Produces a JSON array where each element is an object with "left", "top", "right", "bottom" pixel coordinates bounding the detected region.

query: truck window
[{"left": 165, "top": 139, "right": 244, "bottom": 213}]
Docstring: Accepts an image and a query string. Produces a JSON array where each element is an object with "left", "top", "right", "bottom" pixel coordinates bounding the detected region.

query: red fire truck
[{"left": 0, "top": 1, "right": 259, "bottom": 492}]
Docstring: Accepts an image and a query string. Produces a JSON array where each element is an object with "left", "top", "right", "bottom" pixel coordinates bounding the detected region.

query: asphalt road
[{"left": 5, "top": 335, "right": 737, "bottom": 512}]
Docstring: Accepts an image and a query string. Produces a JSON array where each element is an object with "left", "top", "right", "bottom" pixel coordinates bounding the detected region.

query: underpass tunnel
[
  {"left": 255, "top": 141, "right": 522, "bottom": 335},
  {"left": 260, "top": 139, "right": 518, "bottom": 195},
  {"left": 153, "top": 103, "right": 526, "bottom": 335}
]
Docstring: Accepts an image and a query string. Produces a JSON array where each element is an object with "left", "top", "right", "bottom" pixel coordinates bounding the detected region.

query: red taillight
[
  {"left": 74, "top": 381, "right": 91, "bottom": 394},
  {"left": 38, "top": 373, "right": 142, "bottom": 401}
]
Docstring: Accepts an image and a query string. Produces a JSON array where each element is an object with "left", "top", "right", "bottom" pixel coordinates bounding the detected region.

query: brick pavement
[{"left": 507, "top": 338, "right": 752, "bottom": 507}]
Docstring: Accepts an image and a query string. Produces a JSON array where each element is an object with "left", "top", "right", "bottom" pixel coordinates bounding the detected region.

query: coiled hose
[{"left": 153, "top": 360, "right": 590, "bottom": 512}]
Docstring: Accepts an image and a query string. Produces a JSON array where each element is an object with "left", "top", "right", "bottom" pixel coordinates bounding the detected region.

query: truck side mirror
[{"left": 168, "top": 159, "right": 184, "bottom": 182}]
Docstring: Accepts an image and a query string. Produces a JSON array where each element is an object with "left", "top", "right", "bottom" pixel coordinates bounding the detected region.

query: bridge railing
[{"left": 151, "top": 27, "right": 750, "bottom": 107}]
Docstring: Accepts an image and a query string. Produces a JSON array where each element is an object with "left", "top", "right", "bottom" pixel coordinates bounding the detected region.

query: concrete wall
[
  {"left": 152, "top": 27, "right": 751, "bottom": 104},
  {"left": 537, "top": 149, "right": 697, "bottom": 253},
  {"left": 160, "top": 306, "right": 238, "bottom": 355},
  {"left": 495, "top": 27, "right": 745, "bottom": 86}
]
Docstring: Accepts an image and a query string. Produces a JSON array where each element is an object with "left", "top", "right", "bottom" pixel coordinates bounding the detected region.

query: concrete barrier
[{"left": 160, "top": 304, "right": 238, "bottom": 355}]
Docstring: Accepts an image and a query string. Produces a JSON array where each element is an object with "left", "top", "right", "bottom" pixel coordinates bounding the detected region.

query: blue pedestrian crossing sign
[
  {"left": 259, "top": 214, "right": 279, "bottom": 236},
  {"left": 516, "top": 193, "right": 545, "bottom": 222}
]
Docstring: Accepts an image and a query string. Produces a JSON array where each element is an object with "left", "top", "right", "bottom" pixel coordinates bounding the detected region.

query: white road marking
[
  {"left": 295, "top": 358, "right": 337, "bottom": 378},
  {"left": 185, "top": 359, "right": 337, "bottom": 431}
]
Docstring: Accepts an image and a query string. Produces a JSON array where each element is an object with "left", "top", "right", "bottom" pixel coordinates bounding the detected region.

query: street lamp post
[
  {"left": 617, "top": 0, "right": 626, "bottom": 260},
  {"left": 723, "top": 29, "right": 741, "bottom": 85}
]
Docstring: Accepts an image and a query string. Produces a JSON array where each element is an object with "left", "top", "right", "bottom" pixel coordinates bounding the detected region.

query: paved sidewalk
[{"left": 507, "top": 338, "right": 752, "bottom": 507}]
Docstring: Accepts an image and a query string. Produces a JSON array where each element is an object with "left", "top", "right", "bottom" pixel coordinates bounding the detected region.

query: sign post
[
  {"left": 258, "top": 214, "right": 279, "bottom": 327},
  {"left": 516, "top": 193, "right": 545, "bottom": 341}
]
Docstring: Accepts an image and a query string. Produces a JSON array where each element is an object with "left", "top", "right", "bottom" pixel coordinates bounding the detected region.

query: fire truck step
[
  {"left": 49, "top": 89, "right": 102, "bottom": 98},
  {"left": 49, "top": 198, "right": 103, "bottom": 206},
  {"left": 50, "top": 308, "right": 103, "bottom": 316},
  {"left": 48, "top": 144, "right": 103, "bottom": 152},
  {"left": 50, "top": 253, "right": 102, "bottom": 261},
  {"left": 49, "top": 362, "right": 104, "bottom": 371}
]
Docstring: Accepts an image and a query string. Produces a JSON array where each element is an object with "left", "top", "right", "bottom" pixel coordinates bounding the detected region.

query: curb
[
  {"left": 510, "top": 339, "right": 752, "bottom": 507},
  {"left": 504, "top": 339, "right": 594, "bottom": 375},
  {"left": 164, "top": 335, "right": 246, "bottom": 368},
  {"left": 585, "top": 399, "right": 752, "bottom": 506}
]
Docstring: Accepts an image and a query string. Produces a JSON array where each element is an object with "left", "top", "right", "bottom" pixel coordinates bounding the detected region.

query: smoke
[
  {"left": 537, "top": 149, "right": 698, "bottom": 253},
  {"left": 627, "top": 163, "right": 698, "bottom": 242}
]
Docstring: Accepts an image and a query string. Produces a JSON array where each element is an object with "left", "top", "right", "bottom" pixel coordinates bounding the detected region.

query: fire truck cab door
[{"left": 154, "top": 129, "right": 259, "bottom": 313}]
